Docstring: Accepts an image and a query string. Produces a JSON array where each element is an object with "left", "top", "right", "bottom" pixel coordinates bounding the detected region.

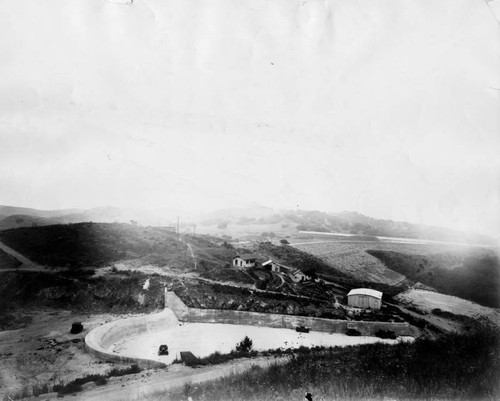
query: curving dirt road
[
  {"left": 0, "top": 240, "right": 44, "bottom": 270},
  {"left": 55, "top": 356, "right": 289, "bottom": 401}
]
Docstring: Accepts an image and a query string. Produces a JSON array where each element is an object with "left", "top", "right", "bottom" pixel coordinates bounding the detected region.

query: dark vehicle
[
  {"left": 158, "top": 344, "right": 169, "bottom": 356},
  {"left": 296, "top": 326, "right": 310, "bottom": 333},
  {"left": 70, "top": 322, "right": 83, "bottom": 334}
]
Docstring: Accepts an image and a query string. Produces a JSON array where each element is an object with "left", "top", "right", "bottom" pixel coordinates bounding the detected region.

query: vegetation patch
[
  {"left": 4, "top": 365, "right": 142, "bottom": 399},
  {"left": 174, "top": 337, "right": 257, "bottom": 367},
  {"left": 0, "top": 248, "right": 21, "bottom": 269},
  {"left": 160, "top": 328, "right": 500, "bottom": 401},
  {"left": 367, "top": 249, "right": 500, "bottom": 307},
  {"left": 0, "top": 223, "right": 188, "bottom": 268},
  {"left": 0, "top": 270, "right": 168, "bottom": 313}
]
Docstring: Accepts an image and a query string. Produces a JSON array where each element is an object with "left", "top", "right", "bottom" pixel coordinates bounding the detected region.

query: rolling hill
[
  {"left": 197, "top": 208, "right": 496, "bottom": 246},
  {"left": 367, "top": 249, "right": 500, "bottom": 308}
]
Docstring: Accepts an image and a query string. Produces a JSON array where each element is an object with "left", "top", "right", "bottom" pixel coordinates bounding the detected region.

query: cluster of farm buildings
[{"left": 232, "top": 253, "right": 383, "bottom": 310}]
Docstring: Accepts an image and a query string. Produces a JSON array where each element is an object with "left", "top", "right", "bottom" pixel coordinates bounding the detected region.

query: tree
[
  {"left": 280, "top": 239, "right": 290, "bottom": 245},
  {"left": 235, "top": 336, "right": 253, "bottom": 353}
]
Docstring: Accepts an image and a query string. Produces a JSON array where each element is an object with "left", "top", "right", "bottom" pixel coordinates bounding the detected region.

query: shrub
[
  {"left": 235, "top": 336, "right": 253, "bottom": 353},
  {"left": 346, "top": 328, "right": 361, "bottom": 336},
  {"left": 375, "top": 329, "right": 397, "bottom": 339},
  {"left": 55, "top": 381, "right": 83, "bottom": 395}
]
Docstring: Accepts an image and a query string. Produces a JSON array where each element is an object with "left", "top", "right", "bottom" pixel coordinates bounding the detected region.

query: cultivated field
[
  {"left": 290, "top": 239, "right": 471, "bottom": 285},
  {"left": 396, "top": 289, "right": 500, "bottom": 325}
]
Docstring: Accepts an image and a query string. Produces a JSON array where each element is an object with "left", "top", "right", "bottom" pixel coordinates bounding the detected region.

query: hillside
[
  {"left": 0, "top": 223, "right": 186, "bottom": 268},
  {"left": 0, "top": 214, "right": 57, "bottom": 230},
  {"left": 0, "top": 248, "right": 21, "bottom": 269},
  {"left": 0, "top": 223, "right": 243, "bottom": 271},
  {"left": 367, "top": 249, "right": 500, "bottom": 308},
  {"left": 291, "top": 240, "right": 409, "bottom": 285},
  {"left": 0, "top": 205, "right": 82, "bottom": 219},
  {"left": 197, "top": 208, "right": 495, "bottom": 245},
  {"left": 0, "top": 270, "right": 168, "bottom": 330},
  {"left": 1, "top": 204, "right": 494, "bottom": 245}
]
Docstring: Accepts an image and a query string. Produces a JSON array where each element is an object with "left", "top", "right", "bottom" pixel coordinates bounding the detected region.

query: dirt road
[
  {"left": 387, "top": 303, "right": 460, "bottom": 333},
  {"left": 0, "top": 240, "right": 44, "bottom": 270},
  {"left": 54, "top": 356, "right": 288, "bottom": 401}
]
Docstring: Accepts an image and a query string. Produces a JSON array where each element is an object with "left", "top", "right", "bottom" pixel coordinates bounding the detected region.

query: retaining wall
[
  {"left": 166, "top": 291, "right": 418, "bottom": 337},
  {"left": 85, "top": 308, "right": 179, "bottom": 368},
  {"left": 86, "top": 290, "right": 418, "bottom": 367}
]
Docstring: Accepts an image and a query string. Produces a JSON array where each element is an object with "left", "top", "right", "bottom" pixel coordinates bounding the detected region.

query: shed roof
[
  {"left": 234, "top": 254, "right": 258, "bottom": 261},
  {"left": 262, "top": 259, "right": 273, "bottom": 266},
  {"left": 347, "top": 288, "right": 383, "bottom": 299},
  {"left": 290, "top": 268, "right": 304, "bottom": 276}
]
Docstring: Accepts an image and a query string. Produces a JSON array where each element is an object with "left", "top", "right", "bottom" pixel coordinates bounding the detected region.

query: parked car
[
  {"left": 158, "top": 344, "right": 169, "bottom": 356},
  {"left": 70, "top": 322, "right": 83, "bottom": 334},
  {"left": 295, "top": 326, "right": 310, "bottom": 333}
]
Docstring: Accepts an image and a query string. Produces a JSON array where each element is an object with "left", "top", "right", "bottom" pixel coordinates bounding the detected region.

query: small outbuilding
[
  {"left": 289, "top": 268, "right": 310, "bottom": 283},
  {"left": 233, "top": 254, "right": 258, "bottom": 268},
  {"left": 347, "top": 288, "right": 383, "bottom": 310}
]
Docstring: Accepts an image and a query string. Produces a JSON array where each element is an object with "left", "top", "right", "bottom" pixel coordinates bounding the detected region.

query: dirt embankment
[
  {"left": 0, "top": 271, "right": 169, "bottom": 328},
  {"left": 172, "top": 279, "right": 346, "bottom": 319},
  {"left": 0, "top": 309, "right": 125, "bottom": 398}
]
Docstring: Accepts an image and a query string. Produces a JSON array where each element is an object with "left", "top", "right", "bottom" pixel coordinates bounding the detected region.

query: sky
[{"left": 0, "top": 0, "right": 499, "bottom": 237}]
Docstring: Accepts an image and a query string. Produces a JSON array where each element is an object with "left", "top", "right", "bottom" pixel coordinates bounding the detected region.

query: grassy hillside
[
  {"left": 162, "top": 329, "right": 500, "bottom": 401},
  {"left": 0, "top": 270, "right": 168, "bottom": 319},
  {"left": 0, "top": 223, "right": 240, "bottom": 270},
  {"left": 0, "top": 223, "right": 192, "bottom": 268},
  {"left": 0, "top": 214, "right": 55, "bottom": 230},
  {"left": 291, "top": 241, "right": 409, "bottom": 285},
  {"left": 257, "top": 242, "right": 350, "bottom": 280},
  {"left": 0, "top": 249, "right": 21, "bottom": 269},
  {"left": 367, "top": 249, "right": 500, "bottom": 308}
]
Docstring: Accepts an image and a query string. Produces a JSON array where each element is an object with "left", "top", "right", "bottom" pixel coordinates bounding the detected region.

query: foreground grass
[
  {"left": 155, "top": 329, "right": 500, "bottom": 400},
  {"left": 4, "top": 364, "right": 142, "bottom": 399}
]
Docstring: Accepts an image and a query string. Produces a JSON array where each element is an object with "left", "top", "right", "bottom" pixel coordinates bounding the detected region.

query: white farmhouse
[
  {"left": 232, "top": 254, "right": 258, "bottom": 268},
  {"left": 347, "top": 288, "right": 383, "bottom": 310}
]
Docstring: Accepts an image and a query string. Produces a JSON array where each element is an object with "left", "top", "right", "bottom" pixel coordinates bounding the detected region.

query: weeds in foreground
[
  {"left": 156, "top": 328, "right": 500, "bottom": 401},
  {"left": 3, "top": 364, "right": 141, "bottom": 400}
]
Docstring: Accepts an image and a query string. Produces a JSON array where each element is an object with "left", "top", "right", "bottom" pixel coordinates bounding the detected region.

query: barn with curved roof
[{"left": 347, "top": 288, "right": 383, "bottom": 310}]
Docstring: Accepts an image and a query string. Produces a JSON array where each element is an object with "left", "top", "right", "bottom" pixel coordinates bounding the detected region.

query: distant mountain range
[
  {"left": 0, "top": 205, "right": 182, "bottom": 230},
  {"left": 0, "top": 204, "right": 495, "bottom": 245}
]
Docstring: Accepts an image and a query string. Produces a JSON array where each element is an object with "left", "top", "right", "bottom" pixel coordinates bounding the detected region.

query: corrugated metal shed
[{"left": 347, "top": 288, "right": 383, "bottom": 299}]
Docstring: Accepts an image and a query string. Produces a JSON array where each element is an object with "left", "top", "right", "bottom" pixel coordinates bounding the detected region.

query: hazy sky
[{"left": 1, "top": 0, "right": 499, "bottom": 236}]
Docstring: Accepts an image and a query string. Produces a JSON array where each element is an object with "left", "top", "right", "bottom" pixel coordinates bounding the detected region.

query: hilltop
[{"left": 1, "top": 204, "right": 495, "bottom": 246}]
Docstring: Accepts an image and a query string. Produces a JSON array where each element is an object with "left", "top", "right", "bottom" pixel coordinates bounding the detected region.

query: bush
[
  {"left": 346, "top": 328, "right": 361, "bottom": 336},
  {"left": 375, "top": 329, "right": 397, "bottom": 339},
  {"left": 235, "top": 336, "right": 253, "bottom": 353},
  {"left": 95, "top": 376, "right": 108, "bottom": 386}
]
